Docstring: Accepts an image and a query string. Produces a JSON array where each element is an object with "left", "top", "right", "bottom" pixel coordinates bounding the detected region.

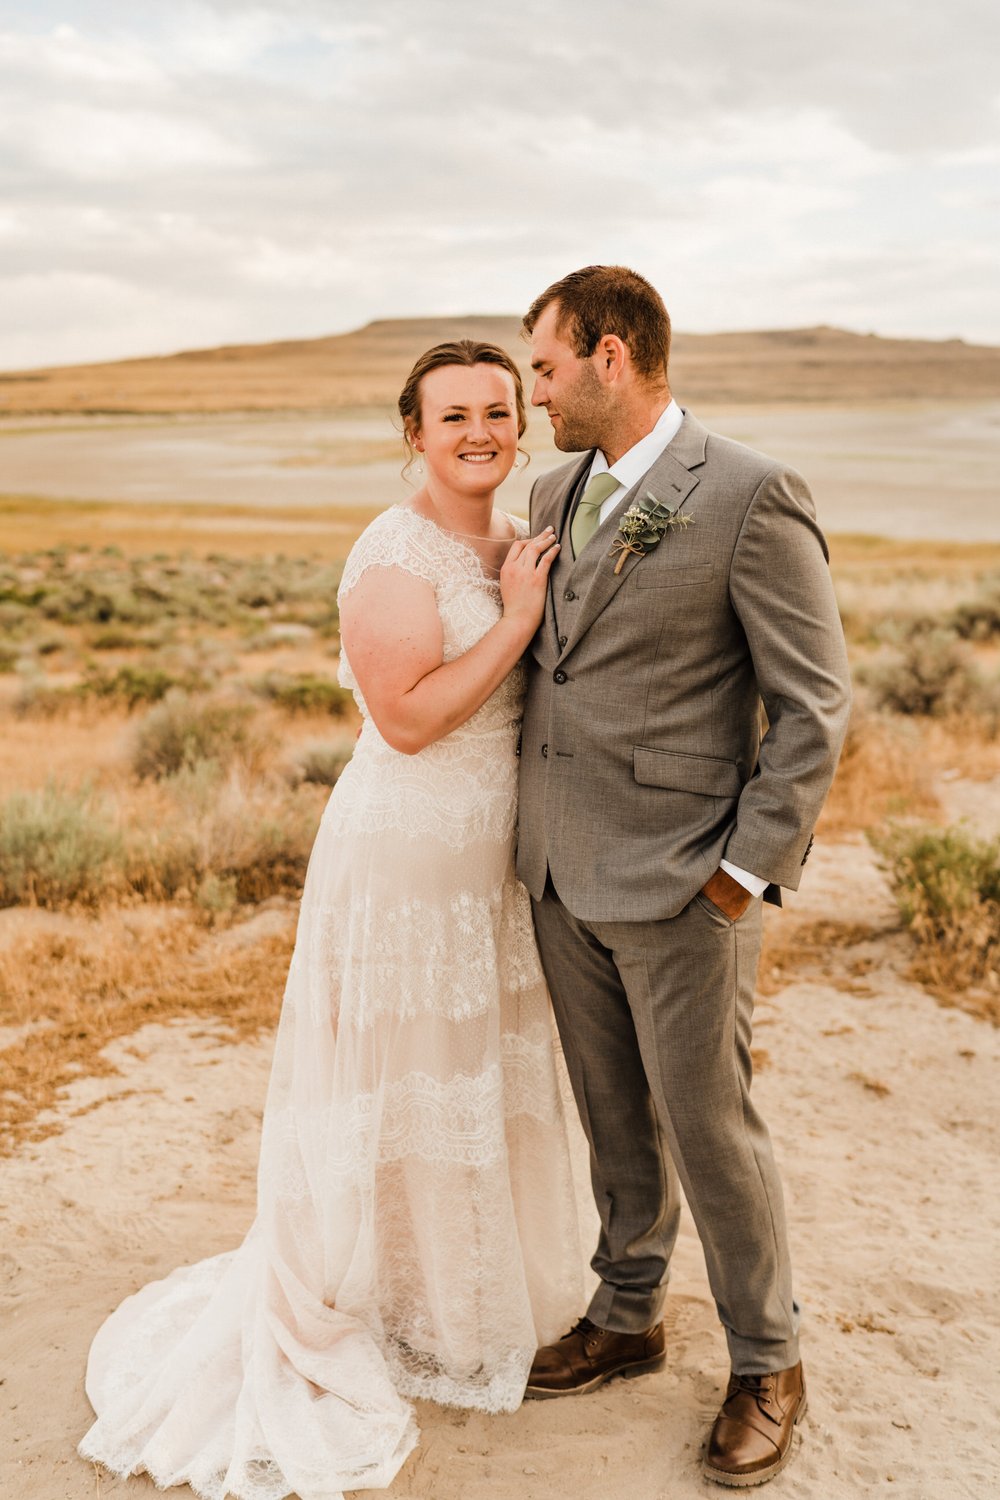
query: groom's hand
[{"left": 700, "top": 867, "right": 753, "bottom": 921}]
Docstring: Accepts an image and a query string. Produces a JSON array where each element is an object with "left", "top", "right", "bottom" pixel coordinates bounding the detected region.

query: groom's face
[{"left": 529, "top": 302, "right": 608, "bottom": 453}]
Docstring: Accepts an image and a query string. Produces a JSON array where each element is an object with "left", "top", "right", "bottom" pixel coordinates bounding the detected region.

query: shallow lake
[{"left": 1, "top": 402, "right": 998, "bottom": 540}]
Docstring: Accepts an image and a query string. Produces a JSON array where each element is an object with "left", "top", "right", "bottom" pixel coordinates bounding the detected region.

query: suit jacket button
[
  {"left": 541, "top": 743, "right": 548, "bottom": 758},
  {"left": 563, "top": 589, "right": 576, "bottom": 601},
  {"left": 558, "top": 634, "right": 568, "bottom": 648},
  {"left": 553, "top": 670, "right": 567, "bottom": 684}
]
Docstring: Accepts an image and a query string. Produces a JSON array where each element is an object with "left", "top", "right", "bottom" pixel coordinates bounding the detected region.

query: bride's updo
[{"left": 397, "top": 340, "right": 527, "bottom": 471}]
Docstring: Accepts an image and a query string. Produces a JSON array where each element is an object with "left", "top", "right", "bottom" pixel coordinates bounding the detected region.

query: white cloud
[
  {"left": 28, "top": 103, "right": 256, "bottom": 178},
  {"left": 0, "top": 0, "right": 997, "bottom": 366}
]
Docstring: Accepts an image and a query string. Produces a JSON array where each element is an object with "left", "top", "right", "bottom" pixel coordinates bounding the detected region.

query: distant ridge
[{"left": 2, "top": 318, "right": 999, "bottom": 415}]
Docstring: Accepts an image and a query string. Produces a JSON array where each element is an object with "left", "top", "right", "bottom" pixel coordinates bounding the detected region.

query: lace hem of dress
[{"left": 79, "top": 1414, "right": 418, "bottom": 1500}]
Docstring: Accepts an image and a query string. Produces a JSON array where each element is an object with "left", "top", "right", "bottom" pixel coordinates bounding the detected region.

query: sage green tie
[{"left": 570, "top": 472, "right": 620, "bottom": 558}]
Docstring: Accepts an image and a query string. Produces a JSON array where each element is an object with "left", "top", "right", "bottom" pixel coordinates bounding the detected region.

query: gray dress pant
[{"left": 532, "top": 878, "right": 800, "bottom": 1375}]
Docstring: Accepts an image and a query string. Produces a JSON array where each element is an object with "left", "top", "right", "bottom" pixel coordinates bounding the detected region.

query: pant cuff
[{"left": 587, "top": 1281, "right": 668, "bottom": 1334}]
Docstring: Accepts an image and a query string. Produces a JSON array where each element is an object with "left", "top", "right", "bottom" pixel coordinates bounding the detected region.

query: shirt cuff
[{"left": 719, "top": 860, "right": 769, "bottom": 898}]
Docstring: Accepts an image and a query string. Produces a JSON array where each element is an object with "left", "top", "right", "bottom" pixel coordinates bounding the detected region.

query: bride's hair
[{"left": 398, "top": 340, "right": 527, "bottom": 477}]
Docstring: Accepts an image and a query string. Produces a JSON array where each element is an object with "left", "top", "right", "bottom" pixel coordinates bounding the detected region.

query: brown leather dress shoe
[
  {"left": 702, "top": 1362, "right": 807, "bottom": 1487},
  {"left": 524, "top": 1317, "right": 666, "bottom": 1399}
]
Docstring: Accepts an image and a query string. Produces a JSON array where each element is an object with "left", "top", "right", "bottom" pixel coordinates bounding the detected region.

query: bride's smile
[{"left": 412, "top": 361, "right": 520, "bottom": 513}]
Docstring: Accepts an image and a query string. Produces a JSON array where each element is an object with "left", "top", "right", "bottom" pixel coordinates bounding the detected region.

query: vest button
[
  {"left": 558, "top": 634, "right": 567, "bottom": 648},
  {"left": 553, "top": 670, "right": 567, "bottom": 684},
  {"left": 563, "top": 589, "right": 576, "bottom": 601},
  {"left": 541, "top": 743, "right": 548, "bottom": 758}
]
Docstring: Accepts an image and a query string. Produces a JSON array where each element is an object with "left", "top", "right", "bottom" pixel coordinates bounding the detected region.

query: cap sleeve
[{"left": 337, "top": 508, "right": 441, "bottom": 604}]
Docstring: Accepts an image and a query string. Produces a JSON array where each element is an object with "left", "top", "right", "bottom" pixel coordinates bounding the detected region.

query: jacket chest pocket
[{"left": 633, "top": 561, "right": 715, "bottom": 591}]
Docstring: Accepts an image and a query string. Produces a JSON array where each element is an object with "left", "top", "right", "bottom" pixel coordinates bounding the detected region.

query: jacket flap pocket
[
  {"left": 633, "top": 746, "right": 742, "bottom": 797},
  {"left": 633, "top": 561, "right": 714, "bottom": 590}
]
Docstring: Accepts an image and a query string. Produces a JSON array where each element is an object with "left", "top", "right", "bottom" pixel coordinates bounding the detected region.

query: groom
[{"left": 516, "top": 266, "right": 851, "bottom": 1487}]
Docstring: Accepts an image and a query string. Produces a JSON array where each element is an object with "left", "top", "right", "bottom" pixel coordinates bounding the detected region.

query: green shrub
[
  {"left": 86, "top": 626, "right": 164, "bottom": 651},
  {"left": 39, "top": 580, "right": 159, "bottom": 625},
  {"left": 0, "top": 784, "right": 122, "bottom": 908},
  {"left": 14, "top": 663, "right": 195, "bottom": 716},
  {"left": 241, "top": 622, "right": 316, "bottom": 652},
  {"left": 950, "top": 582, "right": 1000, "bottom": 641},
  {"left": 13, "top": 677, "right": 75, "bottom": 717},
  {"left": 81, "top": 663, "right": 178, "bottom": 710},
  {"left": 0, "top": 600, "right": 32, "bottom": 639},
  {"left": 131, "top": 692, "right": 267, "bottom": 779},
  {"left": 873, "top": 823, "right": 1000, "bottom": 998},
  {"left": 252, "top": 671, "right": 350, "bottom": 716},
  {"left": 127, "top": 764, "right": 322, "bottom": 903},
  {"left": 193, "top": 872, "right": 239, "bottom": 921},
  {"left": 293, "top": 739, "right": 355, "bottom": 787},
  {"left": 861, "top": 630, "right": 987, "bottom": 717}
]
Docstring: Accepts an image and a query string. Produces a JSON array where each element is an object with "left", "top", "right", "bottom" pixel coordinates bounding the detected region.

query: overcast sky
[{"left": 1, "top": 0, "right": 998, "bottom": 368}]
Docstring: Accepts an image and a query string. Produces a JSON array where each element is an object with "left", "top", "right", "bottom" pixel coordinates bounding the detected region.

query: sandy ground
[
  {"left": 2, "top": 830, "right": 999, "bottom": 1500},
  {"left": 2, "top": 402, "right": 1000, "bottom": 540}
]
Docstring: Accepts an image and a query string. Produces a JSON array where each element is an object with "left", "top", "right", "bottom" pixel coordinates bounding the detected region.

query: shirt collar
[{"left": 586, "top": 399, "right": 683, "bottom": 493}]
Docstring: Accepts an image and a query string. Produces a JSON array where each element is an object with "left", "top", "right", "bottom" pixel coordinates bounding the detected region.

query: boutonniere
[{"left": 609, "top": 490, "right": 693, "bottom": 574}]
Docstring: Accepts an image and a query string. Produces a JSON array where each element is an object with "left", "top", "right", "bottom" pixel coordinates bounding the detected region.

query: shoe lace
[
  {"left": 564, "top": 1317, "right": 602, "bottom": 1351},
  {"left": 729, "top": 1373, "right": 780, "bottom": 1424}
]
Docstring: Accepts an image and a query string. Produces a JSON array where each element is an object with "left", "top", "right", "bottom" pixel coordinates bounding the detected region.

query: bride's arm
[{"left": 340, "top": 529, "right": 558, "bottom": 755}]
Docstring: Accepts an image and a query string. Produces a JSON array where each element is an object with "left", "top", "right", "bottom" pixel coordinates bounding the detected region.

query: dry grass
[
  {"left": 922, "top": 715, "right": 1000, "bottom": 781},
  {"left": 827, "top": 535, "right": 1000, "bottom": 577},
  {"left": 818, "top": 708, "right": 942, "bottom": 836},
  {"left": 757, "top": 917, "right": 893, "bottom": 999},
  {"left": 0, "top": 909, "right": 294, "bottom": 1155},
  {"left": 0, "top": 495, "right": 379, "bottom": 559},
  {"left": 849, "top": 1072, "right": 893, "bottom": 1097}
]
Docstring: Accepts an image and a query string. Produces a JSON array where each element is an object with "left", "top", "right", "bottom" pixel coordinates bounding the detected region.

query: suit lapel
[
  {"left": 557, "top": 411, "right": 709, "bottom": 662},
  {"left": 534, "top": 454, "right": 593, "bottom": 660},
  {"left": 542, "top": 452, "right": 592, "bottom": 536}
]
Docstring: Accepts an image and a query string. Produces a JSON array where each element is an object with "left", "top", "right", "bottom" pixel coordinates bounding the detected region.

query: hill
[{"left": 2, "top": 319, "right": 1000, "bottom": 415}]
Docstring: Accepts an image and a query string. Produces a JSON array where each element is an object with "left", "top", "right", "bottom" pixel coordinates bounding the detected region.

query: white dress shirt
[
  {"left": 586, "top": 399, "right": 684, "bottom": 523},
  {"left": 583, "top": 400, "right": 768, "bottom": 900}
]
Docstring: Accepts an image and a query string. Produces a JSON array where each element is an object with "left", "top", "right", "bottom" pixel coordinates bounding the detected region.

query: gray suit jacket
[{"left": 516, "top": 410, "right": 852, "bottom": 922}]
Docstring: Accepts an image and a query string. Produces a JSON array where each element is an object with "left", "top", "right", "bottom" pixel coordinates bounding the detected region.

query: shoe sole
[
  {"left": 701, "top": 1393, "right": 808, "bottom": 1488},
  {"left": 524, "top": 1351, "right": 667, "bottom": 1400}
]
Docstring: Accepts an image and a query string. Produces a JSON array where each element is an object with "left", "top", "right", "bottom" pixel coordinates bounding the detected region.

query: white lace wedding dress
[{"left": 79, "top": 505, "right": 584, "bottom": 1500}]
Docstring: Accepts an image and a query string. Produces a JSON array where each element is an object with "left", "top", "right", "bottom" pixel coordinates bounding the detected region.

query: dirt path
[{"left": 2, "top": 836, "right": 998, "bottom": 1500}]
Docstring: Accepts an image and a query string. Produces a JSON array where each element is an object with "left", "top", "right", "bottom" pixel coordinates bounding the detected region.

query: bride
[{"left": 79, "top": 340, "right": 584, "bottom": 1500}]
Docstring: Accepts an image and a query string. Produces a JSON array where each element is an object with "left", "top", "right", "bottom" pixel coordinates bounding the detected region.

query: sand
[{"left": 2, "top": 832, "right": 999, "bottom": 1500}]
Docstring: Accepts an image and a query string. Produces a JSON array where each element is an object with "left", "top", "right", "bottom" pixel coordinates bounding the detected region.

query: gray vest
[{"left": 541, "top": 466, "right": 636, "bottom": 668}]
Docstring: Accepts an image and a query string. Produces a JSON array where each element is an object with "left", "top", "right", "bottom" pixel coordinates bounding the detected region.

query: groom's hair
[{"left": 523, "top": 266, "right": 671, "bottom": 384}]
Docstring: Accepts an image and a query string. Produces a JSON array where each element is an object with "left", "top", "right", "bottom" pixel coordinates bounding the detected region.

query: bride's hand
[{"left": 499, "top": 527, "right": 560, "bottom": 631}]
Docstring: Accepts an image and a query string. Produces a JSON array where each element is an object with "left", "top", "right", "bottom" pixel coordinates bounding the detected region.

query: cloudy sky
[{"left": 1, "top": 0, "right": 998, "bottom": 368}]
